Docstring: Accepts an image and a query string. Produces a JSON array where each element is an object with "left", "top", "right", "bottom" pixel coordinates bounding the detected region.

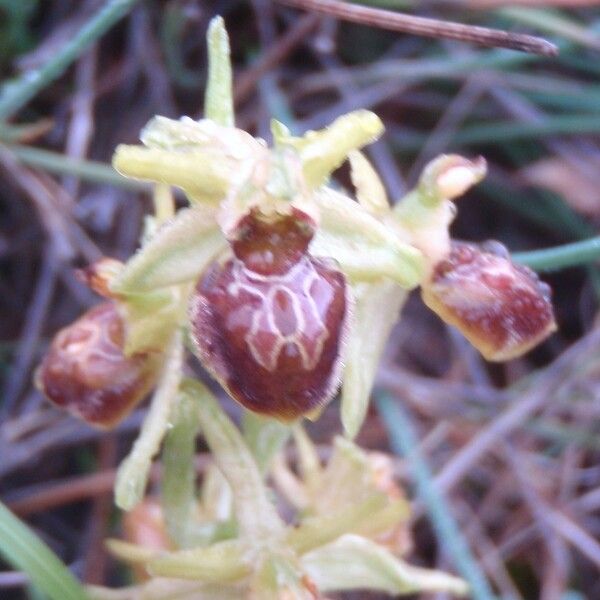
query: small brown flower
[
  {"left": 36, "top": 302, "right": 159, "bottom": 427},
  {"left": 422, "top": 240, "right": 556, "bottom": 361},
  {"left": 190, "top": 209, "right": 350, "bottom": 420}
]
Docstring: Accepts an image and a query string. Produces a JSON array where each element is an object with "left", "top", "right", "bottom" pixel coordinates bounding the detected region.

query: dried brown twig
[{"left": 275, "top": 0, "right": 558, "bottom": 55}]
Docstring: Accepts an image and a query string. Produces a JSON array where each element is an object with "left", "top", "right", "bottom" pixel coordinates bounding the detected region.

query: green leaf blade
[{"left": 0, "top": 501, "right": 88, "bottom": 600}]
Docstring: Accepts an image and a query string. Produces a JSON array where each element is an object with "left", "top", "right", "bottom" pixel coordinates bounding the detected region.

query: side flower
[
  {"left": 422, "top": 240, "right": 556, "bottom": 360},
  {"left": 35, "top": 300, "right": 161, "bottom": 428}
]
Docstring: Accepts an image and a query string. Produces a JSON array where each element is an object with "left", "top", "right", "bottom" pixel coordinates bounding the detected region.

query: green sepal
[
  {"left": 113, "top": 144, "right": 230, "bottom": 203},
  {"left": 147, "top": 539, "right": 251, "bottom": 582},
  {"left": 302, "top": 535, "right": 469, "bottom": 596},
  {"left": 111, "top": 205, "right": 226, "bottom": 294},
  {"left": 312, "top": 187, "right": 424, "bottom": 287},
  {"left": 201, "top": 465, "right": 234, "bottom": 524},
  {"left": 162, "top": 391, "right": 201, "bottom": 549},
  {"left": 287, "top": 494, "right": 389, "bottom": 555},
  {"left": 242, "top": 411, "right": 291, "bottom": 475},
  {"left": 88, "top": 580, "right": 244, "bottom": 600},
  {"left": 348, "top": 149, "right": 389, "bottom": 215},
  {"left": 204, "top": 16, "right": 234, "bottom": 127},
  {"left": 316, "top": 437, "right": 397, "bottom": 514},
  {"left": 250, "top": 552, "right": 314, "bottom": 600},
  {"left": 342, "top": 281, "right": 407, "bottom": 439},
  {"left": 114, "top": 116, "right": 265, "bottom": 205},
  {"left": 104, "top": 539, "right": 159, "bottom": 564},
  {"left": 292, "top": 425, "right": 322, "bottom": 494},
  {"left": 120, "top": 287, "right": 184, "bottom": 356},
  {"left": 139, "top": 117, "right": 258, "bottom": 155}
]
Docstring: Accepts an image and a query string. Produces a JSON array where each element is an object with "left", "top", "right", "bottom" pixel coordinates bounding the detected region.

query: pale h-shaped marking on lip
[{"left": 227, "top": 258, "right": 330, "bottom": 372}]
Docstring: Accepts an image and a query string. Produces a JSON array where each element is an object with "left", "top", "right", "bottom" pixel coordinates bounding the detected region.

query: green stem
[
  {"left": 115, "top": 331, "right": 184, "bottom": 511},
  {"left": 242, "top": 411, "right": 291, "bottom": 475},
  {"left": 513, "top": 236, "right": 600, "bottom": 272},
  {"left": 182, "top": 379, "right": 285, "bottom": 541},
  {"left": 376, "top": 393, "right": 497, "bottom": 600},
  {"left": 162, "top": 391, "right": 200, "bottom": 548},
  {"left": 0, "top": 0, "right": 143, "bottom": 121},
  {"left": 0, "top": 501, "right": 88, "bottom": 600}
]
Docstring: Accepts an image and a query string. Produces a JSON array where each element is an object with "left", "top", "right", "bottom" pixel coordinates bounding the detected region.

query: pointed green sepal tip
[
  {"left": 271, "top": 119, "right": 292, "bottom": 146},
  {"left": 205, "top": 16, "right": 234, "bottom": 127}
]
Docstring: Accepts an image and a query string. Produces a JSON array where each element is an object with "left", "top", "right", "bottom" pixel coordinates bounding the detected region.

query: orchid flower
[{"left": 37, "top": 16, "right": 556, "bottom": 599}]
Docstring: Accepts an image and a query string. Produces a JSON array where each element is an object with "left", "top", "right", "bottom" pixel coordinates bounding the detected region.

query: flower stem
[
  {"left": 513, "top": 236, "right": 600, "bottom": 271},
  {"left": 162, "top": 391, "right": 200, "bottom": 548},
  {"left": 376, "top": 393, "right": 497, "bottom": 600},
  {"left": 182, "top": 379, "right": 285, "bottom": 540},
  {"left": 115, "top": 331, "right": 184, "bottom": 511},
  {"left": 0, "top": 0, "right": 143, "bottom": 121}
]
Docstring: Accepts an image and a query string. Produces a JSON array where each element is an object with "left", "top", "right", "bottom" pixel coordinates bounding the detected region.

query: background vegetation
[{"left": 1, "top": 1, "right": 600, "bottom": 598}]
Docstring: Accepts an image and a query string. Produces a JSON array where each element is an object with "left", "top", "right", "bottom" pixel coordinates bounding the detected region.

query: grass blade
[
  {"left": 513, "top": 236, "right": 600, "bottom": 272},
  {"left": 0, "top": 501, "right": 88, "bottom": 600},
  {"left": 0, "top": 0, "right": 144, "bottom": 121},
  {"left": 376, "top": 393, "right": 497, "bottom": 600}
]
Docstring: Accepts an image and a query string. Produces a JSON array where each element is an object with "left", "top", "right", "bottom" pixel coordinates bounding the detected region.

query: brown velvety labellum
[
  {"left": 422, "top": 240, "right": 556, "bottom": 361},
  {"left": 190, "top": 209, "right": 349, "bottom": 420},
  {"left": 36, "top": 302, "right": 159, "bottom": 428}
]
